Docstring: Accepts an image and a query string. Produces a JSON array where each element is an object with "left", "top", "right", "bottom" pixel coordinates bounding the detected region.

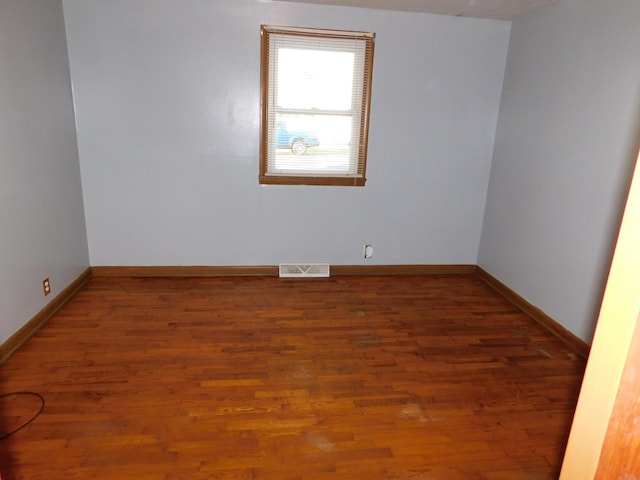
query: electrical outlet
[
  {"left": 364, "top": 244, "right": 373, "bottom": 259},
  {"left": 43, "top": 277, "right": 51, "bottom": 296}
]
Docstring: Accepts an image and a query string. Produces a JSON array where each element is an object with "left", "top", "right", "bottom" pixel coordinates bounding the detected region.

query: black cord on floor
[{"left": 0, "top": 392, "right": 45, "bottom": 441}]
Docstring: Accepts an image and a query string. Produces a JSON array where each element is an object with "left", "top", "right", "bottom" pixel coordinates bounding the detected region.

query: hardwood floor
[{"left": 0, "top": 275, "right": 586, "bottom": 479}]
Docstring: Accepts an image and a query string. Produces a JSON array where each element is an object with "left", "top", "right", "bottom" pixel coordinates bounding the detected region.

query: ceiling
[{"left": 275, "top": 0, "right": 564, "bottom": 21}]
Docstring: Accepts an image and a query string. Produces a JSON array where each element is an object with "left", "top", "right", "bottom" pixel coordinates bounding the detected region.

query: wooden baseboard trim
[
  {"left": 0, "top": 267, "right": 92, "bottom": 365},
  {"left": 91, "top": 264, "right": 477, "bottom": 278},
  {"left": 331, "top": 264, "right": 477, "bottom": 276},
  {"left": 1, "top": 265, "right": 589, "bottom": 363},
  {"left": 476, "top": 267, "right": 590, "bottom": 359},
  {"left": 91, "top": 266, "right": 280, "bottom": 277}
]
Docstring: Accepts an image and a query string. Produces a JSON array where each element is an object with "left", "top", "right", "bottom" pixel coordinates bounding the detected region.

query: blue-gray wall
[
  {"left": 479, "top": 0, "right": 640, "bottom": 343},
  {"left": 0, "top": 0, "right": 89, "bottom": 344},
  {"left": 62, "top": 0, "right": 510, "bottom": 267},
  {"left": 3, "top": 0, "right": 638, "bottom": 346}
]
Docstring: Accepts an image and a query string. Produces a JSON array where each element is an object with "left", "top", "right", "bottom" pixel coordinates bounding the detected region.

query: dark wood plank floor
[{"left": 0, "top": 275, "right": 586, "bottom": 479}]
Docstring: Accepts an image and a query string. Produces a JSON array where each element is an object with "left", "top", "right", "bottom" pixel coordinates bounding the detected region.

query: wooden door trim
[{"left": 560, "top": 152, "right": 640, "bottom": 479}]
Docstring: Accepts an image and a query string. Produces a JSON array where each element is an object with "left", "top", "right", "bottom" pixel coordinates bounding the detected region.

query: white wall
[
  {"left": 62, "top": 0, "right": 510, "bottom": 267},
  {"left": 478, "top": 0, "right": 640, "bottom": 343},
  {"left": 0, "top": 0, "right": 89, "bottom": 343}
]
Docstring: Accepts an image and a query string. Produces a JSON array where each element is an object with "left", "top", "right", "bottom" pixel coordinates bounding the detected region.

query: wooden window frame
[{"left": 259, "top": 25, "right": 375, "bottom": 187}]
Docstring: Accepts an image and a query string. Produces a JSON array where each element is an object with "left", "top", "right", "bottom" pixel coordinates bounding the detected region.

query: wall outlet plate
[{"left": 364, "top": 245, "right": 373, "bottom": 259}]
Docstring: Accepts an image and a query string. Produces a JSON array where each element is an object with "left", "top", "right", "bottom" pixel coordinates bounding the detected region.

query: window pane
[
  {"left": 260, "top": 25, "right": 374, "bottom": 186},
  {"left": 271, "top": 114, "right": 355, "bottom": 174},
  {"left": 277, "top": 48, "right": 354, "bottom": 111}
]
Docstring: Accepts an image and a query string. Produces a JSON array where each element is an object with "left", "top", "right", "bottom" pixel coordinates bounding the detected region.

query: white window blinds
[{"left": 260, "top": 25, "right": 375, "bottom": 186}]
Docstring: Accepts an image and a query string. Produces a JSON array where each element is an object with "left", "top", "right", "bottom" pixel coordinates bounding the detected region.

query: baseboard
[
  {"left": 91, "top": 266, "right": 280, "bottom": 277},
  {"left": 331, "top": 264, "right": 476, "bottom": 276},
  {"left": 91, "top": 264, "right": 477, "bottom": 277},
  {"left": 476, "top": 267, "right": 590, "bottom": 359},
  {"left": 0, "top": 267, "right": 93, "bottom": 365},
  {"left": 3, "top": 265, "right": 588, "bottom": 363}
]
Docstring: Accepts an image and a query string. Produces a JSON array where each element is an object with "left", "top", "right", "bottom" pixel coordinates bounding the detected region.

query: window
[{"left": 260, "top": 25, "right": 375, "bottom": 186}]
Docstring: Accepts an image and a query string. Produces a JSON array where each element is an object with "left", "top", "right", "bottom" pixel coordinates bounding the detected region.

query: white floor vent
[{"left": 279, "top": 263, "right": 330, "bottom": 278}]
